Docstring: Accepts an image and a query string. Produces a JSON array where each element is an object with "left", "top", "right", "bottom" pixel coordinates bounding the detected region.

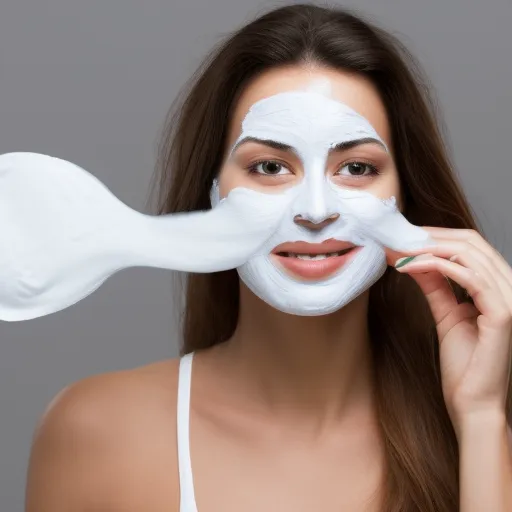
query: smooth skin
[{"left": 25, "top": 64, "right": 512, "bottom": 512}]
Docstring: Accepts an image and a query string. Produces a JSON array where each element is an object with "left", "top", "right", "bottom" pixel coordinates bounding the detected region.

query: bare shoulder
[{"left": 25, "top": 358, "right": 182, "bottom": 512}]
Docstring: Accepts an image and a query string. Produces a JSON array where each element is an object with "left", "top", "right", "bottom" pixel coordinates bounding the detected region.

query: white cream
[{"left": 0, "top": 89, "right": 432, "bottom": 322}]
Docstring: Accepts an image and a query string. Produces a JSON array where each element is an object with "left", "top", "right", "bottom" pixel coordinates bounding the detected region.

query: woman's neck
[{"left": 213, "top": 284, "right": 377, "bottom": 436}]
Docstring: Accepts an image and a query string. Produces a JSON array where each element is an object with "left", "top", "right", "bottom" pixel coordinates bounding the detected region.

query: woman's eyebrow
[
  {"left": 331, "top": 137, "right": 388, "bottom": 153},
  {"left": 230, "top": 136, "right": 387, "bottom": 156}
]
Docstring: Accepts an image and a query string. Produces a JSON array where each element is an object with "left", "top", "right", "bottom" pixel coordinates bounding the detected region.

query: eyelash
[{"left": 245, "top": 159, "right": 381, "bottom": 178}]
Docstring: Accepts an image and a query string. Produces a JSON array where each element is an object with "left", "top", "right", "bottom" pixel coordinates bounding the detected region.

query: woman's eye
[
  {"left": 335, "top": 161, "right": 379, "bottom": 177},
  {"left": 247, "top": 160, "right": 292, "bottom": 176}
]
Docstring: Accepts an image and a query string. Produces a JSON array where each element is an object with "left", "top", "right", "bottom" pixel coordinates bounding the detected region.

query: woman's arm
[
  {"left": 458, "top": 411, "right": 512, "bottom": 512},
  {"left": 393, "top": 228, "right": 512, "bottom": 509}
]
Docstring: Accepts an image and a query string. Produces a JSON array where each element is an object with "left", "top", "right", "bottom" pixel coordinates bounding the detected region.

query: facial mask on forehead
[{"left": 211, "top": 88, "right": 431, "bottom": 315}]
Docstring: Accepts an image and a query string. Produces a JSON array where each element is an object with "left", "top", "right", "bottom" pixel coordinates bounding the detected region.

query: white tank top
[{"left": 177, "top": 352, "right": 199, "bottom": 512}]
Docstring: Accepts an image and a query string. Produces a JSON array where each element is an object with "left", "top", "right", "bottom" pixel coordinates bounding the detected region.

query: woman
[{"left": 25, "top": 4, "right": 512, "bottom": 511}]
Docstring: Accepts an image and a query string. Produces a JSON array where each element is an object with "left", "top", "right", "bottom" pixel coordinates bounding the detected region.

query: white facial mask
[
  {"left": 211, "top": 88, "right": 431, "bottom": 315},
  {"left": 0, "top": 90, "right": 431, "bottom": 322}
]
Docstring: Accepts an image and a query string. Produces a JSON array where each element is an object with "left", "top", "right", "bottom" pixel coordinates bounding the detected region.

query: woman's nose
[{"left": 293, "top": 212, "right": 340, "bottom": 231}]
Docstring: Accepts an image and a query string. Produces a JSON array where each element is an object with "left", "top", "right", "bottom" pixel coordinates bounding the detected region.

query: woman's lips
[{"left": 270, "top": 240, "right": 362, "bottom": 281}]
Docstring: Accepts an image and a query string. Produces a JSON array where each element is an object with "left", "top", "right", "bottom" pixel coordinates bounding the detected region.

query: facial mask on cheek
[
  {"left": 210, "top": 89, "right": 433, "bottom": 316},
  {"left": 0, "top": 152, "right": 295, "bottom": 321},
  {"left": 211, "top": 179, "right": 430, "bottom": 316}
]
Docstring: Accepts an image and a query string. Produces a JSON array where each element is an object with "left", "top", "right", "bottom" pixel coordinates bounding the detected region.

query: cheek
[
  {"left": 217, "top": 162, "right": 296, "bottom": 199},
  {"left": 366, "top": 168, "right": 402, "bottom": 205},
  {"left": 216, "top": 163, "right": 248, "bottom": 199}
]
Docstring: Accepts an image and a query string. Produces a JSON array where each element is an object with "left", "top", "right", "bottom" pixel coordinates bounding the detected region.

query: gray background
[{"left": 0, "top": 0, "right": 510, "bottom": 509}]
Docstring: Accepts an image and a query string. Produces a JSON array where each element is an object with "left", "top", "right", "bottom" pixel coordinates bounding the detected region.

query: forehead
[{"left": 226, "top": 67, "right": 392, "bottom": 153}]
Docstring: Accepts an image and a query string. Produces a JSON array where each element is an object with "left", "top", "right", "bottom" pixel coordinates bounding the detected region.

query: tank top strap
[{"left": 177, "top": 352, "right": 198, "bottom": 512}]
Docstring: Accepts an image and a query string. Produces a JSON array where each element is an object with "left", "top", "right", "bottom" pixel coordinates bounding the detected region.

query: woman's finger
[
  {"left": 395, "top": 254, "right": 510, "bottom": 326},
  {"left": 402, "top": 263, "right": 459, "bottom": 325},
  {"left": 407, "top": 240, "right": 511, "bottom": 307},
  {"left": 423, "top": 227, "right": 512, "bottom": 296}
]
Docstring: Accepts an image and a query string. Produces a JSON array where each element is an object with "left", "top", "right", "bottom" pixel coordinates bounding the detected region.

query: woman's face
[
  {"left": 218, "top": 65, "right": 400, "bottom": 205},
  {"left": 214, "top": 65, "right": 403, "bottom": 316}
]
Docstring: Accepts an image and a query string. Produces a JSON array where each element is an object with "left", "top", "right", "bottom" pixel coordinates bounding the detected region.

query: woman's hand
[{"left": 390, "top": 227, "right": 512, "bottom": 433}]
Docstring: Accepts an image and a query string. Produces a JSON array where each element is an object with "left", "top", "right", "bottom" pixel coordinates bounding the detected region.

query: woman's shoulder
[
  {"left": 40, "top": 356, "right": 182, "bottom": 432},
  {"left": 25, "top": 357, "right": 182, "bottom": 511}
]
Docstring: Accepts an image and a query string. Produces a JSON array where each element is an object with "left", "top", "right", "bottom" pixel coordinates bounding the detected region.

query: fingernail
[{"left": 395, "top": 255, "right": 417, "bottom": 268}]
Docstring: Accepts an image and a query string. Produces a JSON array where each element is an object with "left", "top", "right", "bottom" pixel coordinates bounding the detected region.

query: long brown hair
[{"left": 148, "top": 4, "right": 511, "bottom": 511}]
